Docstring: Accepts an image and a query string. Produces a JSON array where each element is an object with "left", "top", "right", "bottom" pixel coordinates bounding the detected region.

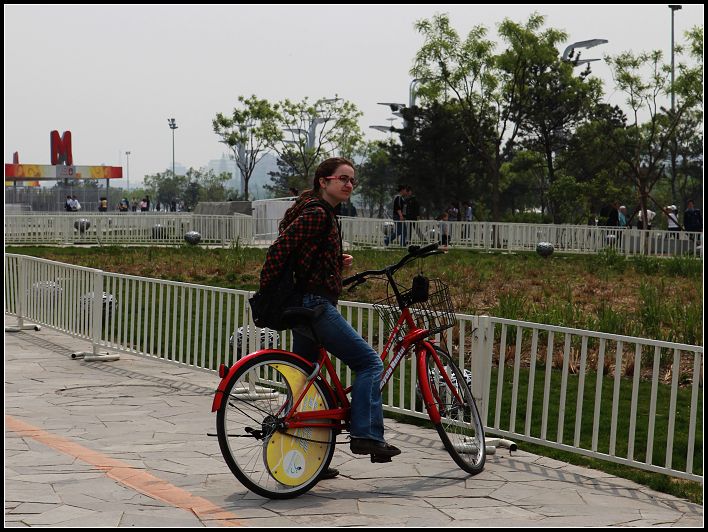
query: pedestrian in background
[
  {"left": 666, "top": 205, "right": 680, "bottom": 235},
  {"left": 385, "top": 185, "right": 408, "bottom": 246},
  {"left": 684, "top": 199, "right": 702, "bottom": 234},
  {"left": 636, "top": 208, "right": 655, "bottom": 230},
  {"left": 439, "top": 211, "right": 451, "bottom": 249},
  {"left": 619, "top": 205, "right": 628, "bottom": 228}
]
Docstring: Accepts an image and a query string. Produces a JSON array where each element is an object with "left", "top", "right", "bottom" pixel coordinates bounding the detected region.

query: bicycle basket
[{"left": 373, "top": 278, "right": 456, "bottom": 347}]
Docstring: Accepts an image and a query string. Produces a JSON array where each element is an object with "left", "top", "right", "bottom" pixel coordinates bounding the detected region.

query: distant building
[
  {"left": 206, "top": 154, "right": 238, "bottom": 188},
  {"left": 165, "top": 163, "right": 188, "bottom": 176},
  {"left": 202, "top": 153, "right": 279, "bottom": 199},
  {"left": 248, "top": 153, "right": 279, "bottom": 199}
]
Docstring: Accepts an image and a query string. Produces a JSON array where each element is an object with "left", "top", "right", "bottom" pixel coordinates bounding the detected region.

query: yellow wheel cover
[{"left": 265, "top": 364, "right": 332, "bottom": 486}]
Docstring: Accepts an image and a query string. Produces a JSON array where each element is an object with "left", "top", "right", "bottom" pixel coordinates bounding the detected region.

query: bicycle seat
[{"left": 282, "top": 305, "right": 325, "bottom": 328}]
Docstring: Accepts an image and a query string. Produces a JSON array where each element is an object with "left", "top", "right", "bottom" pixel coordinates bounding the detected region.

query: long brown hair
[{"left": 279, "top": 157, "right": 355, "bottom": 232}]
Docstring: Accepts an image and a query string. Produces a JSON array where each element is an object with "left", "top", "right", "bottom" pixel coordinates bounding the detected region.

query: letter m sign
[{"left": 50, "top": 130, "right": 73, "bottom": 165}]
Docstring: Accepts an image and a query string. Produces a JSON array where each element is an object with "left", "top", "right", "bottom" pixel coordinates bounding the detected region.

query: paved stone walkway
[{"left": 4, "top": 322, "right": 703, "bottom": 527}]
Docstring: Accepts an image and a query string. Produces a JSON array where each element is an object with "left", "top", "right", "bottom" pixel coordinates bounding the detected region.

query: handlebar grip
[
  {"left": 416, "top": 243, "right": 439, "bottom": 255},
  {"left": 342, "top": 273, "right": 360, "bottom": 286}
]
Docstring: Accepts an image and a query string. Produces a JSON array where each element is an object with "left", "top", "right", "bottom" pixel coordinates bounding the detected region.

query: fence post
[
  {"left": 91, "top": 270, "right": 103, "bottom": 355},
  {"left": 471, "top": 315, "right": 492, "bottom": 424},
  {"left": 5, "top": 256, "right": 41, "bottom": 333},
  {"left": 230, "top": 214, "right": 237, "bottom": 246},
  {"left": 71, "top": 268, "right": 118, "bottom": 361}
]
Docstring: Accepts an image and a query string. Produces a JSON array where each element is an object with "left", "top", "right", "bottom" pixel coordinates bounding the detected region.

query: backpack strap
[{"left": 292, "top": 199, "right": 340, "bottom": 289}]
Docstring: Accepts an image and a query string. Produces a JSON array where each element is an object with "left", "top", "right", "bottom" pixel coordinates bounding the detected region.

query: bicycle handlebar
[{"left": 342, "top": 243, "right": 443, "bottom": 289}]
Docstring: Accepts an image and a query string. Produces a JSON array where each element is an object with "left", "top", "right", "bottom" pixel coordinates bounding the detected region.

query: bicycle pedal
[{"left": 370, "top": 455, "right": 392, "bottom": 463}]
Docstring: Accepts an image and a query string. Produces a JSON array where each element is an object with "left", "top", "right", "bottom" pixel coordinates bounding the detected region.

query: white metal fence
[
  {"left": 476, "top": 317, "right": 702, "bottom": 482},
  {"left": 4, "top": 253, "right": 703, "bottom": 482},
  {"left": 4, "top": 213, "right": 253, "bottom": 246},
  {"left": 5, "top": 213, "right": 703, "bottom": 257},
  {"left": 338, "top": 217, "right": 703, "bottom": 257}
]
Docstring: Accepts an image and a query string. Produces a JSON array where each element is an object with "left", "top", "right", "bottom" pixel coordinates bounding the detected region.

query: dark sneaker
[
  {"left": 350, "top": 438, "right": 401, "bottom": 458},
  {"left": 319, "top": 467, "right": 339, "bottom": 480}
]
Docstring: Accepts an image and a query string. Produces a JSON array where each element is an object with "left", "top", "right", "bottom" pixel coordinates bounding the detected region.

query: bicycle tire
[
  {"left": 422, "top": 345, "right": 486, "bottom": 475},
  {"left": 216, "top": 351, "right": 337, "bottom": 499}
]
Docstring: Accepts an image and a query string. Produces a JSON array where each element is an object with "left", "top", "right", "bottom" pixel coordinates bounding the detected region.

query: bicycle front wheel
[
  {"left": 216, "top": 352, "right": 336, "bottom": 499},
  {"left": 422, "top": 346, "right": 486, "bottom": 475}
]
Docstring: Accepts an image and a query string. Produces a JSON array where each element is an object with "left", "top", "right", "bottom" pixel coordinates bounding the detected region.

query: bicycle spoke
[
  {"left": 424, "top": 347, "right": 485, "bottom": 475},
  {"left": 227, "top": 396, "right": 280, "bottom": 424}
]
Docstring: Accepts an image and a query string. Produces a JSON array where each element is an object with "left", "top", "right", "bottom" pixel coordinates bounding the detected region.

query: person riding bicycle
[{"left": 259, "top": 157, "right": 402, "bottom": 478}]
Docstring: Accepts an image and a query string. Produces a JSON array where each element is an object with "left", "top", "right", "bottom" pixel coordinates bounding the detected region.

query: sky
[{"left": 4, "top": 4, "right": 704, "bottom": 190}]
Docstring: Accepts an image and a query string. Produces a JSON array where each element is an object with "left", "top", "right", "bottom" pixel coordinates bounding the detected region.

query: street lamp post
[
  {"left": 167, "top": 118, "right": 178, "bottom": 176},
  {"left": 408, "top": 78, "right": 427, "bottom": 109},
  {"left": 669, "top": 4, "right": 682, "bottom": 203},
  {"left": 386, "top": 118, "right": 397, "bottom": 140},
  {"left": 369, "top": 125, "right": 396, "bottom": 134},
  {"left": 377, "top": 78, "right": 428, "bottom": 131},
  {"left": 369, "top": 120, "right": 401, "bottom": 138},
  {"left": 284, "top": 123, "right": 324, "bottom": 150},
  {"left": 283, "top": 97, "right": 341, "bottom": 150},
  {"left": 125, "top": 151, "right": 131, "bottom": 192},
  {"left": 669, "top": 5, "right": 682, "bottom": 111},
  {"left": 561, "top": 39, "right": 608, "bottom": 66}
]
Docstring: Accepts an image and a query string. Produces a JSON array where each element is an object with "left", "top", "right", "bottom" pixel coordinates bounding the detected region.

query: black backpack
[
  {"left": 248, "top": 256, "right": 302, "bottom": 331},
  {"left": 249, "top": 200, "right": 335, "bottom": 331}
]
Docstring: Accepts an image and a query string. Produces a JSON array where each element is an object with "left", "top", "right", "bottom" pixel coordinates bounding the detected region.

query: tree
[
  {"left": 500, "top": 150, "right": 549, "bottom": 218},
  {"left": 557, "top": 103, "right": 632, "bottom": 219},
  {"left": 193, "top": 169, "right": 231, "bottom": 203},
  {"left": 412, "top": 13, "right": 566, "bottom": 221},
  {"left": 264, "top": 147, "right": 305, "bottom": 196},
  {"left": 356, "top": 141, "right": 399, "bottom": 218},
  {"left": 672, "top": 108, "right": 703, "bottom": 206},
  {"left": 213, "top": 95, "right": 281, "bottom": 201},
  {"left": 605, "top": 44, "right": 701, "bottom": 235},
  {"left": 390, "top": 101, "right": 481, "bottom": 217},
  {"left": 515, "top": 57, "right": 603, "bottom": 222},
  {"left": 669, "top": 26, "right": 703, "bottom": 207},
  {"left": 183, "top": 180, "right": 200, "bottom": 212},
  {"left": 144, "top": 171, "right": 189, "bottom": 206},
  {"left": 270, "top": 96, "right": 364, "bottom": 186},
  {"left": 674, "top": 26, "right": 703, "bottom": 106}
]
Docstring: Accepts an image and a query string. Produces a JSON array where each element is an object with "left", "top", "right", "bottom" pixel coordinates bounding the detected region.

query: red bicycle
[{"left": 212, "top": 243, "right": 485, "bottom": 499}]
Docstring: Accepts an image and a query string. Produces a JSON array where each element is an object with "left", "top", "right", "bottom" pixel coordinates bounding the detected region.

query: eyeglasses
[{"left": 325, "top": 175, "right": 358, "bottom": 188}]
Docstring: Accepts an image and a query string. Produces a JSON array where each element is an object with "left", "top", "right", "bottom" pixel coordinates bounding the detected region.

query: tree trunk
[
  {"left": 638, "top": 189, "right": 649, "bottom": 256},
  {"left": 545, "top": 146, "right": 559, "bottom": 223},
  {"left": 490, "top": 163, "right": 500, "bottom": 222}
]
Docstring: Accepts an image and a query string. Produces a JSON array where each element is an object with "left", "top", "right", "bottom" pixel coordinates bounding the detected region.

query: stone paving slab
[{"left": 4, "top": 321, "right": 704, "bottom": 527}]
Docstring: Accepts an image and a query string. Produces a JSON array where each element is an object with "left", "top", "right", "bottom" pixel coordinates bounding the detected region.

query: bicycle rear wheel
[
  {"left": 422, "top": 346, "right": 486, "bottom": 475},
  {"left": 216, "top": 352, "right": 336, "bottom": 499}
]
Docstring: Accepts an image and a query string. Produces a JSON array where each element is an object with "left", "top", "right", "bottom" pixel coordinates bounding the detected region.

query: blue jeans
[
  {"left": 293, "top": 294, "right": 385, "bottom": 442},
  {"left": 394, "top": 220, "right": 408, "bottom": 246}
]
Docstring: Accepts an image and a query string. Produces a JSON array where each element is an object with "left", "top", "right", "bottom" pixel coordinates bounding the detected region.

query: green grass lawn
[{"left": 7, "top": 245, "right": 702, "bottom": 345}]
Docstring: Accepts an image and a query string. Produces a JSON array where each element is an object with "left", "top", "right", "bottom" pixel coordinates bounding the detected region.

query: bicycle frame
[{"left": 212, "top": 305, "right": 462, "bottom": 431}]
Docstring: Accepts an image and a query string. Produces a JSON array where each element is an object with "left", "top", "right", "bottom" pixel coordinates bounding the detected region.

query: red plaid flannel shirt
[{"left": 259, "top": 199, "right": 343, "bottom": 302}]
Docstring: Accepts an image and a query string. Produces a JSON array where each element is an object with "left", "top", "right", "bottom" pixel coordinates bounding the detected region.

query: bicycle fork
[{"left": 415, "top": 342, "right": 465, "bottom": 425}]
